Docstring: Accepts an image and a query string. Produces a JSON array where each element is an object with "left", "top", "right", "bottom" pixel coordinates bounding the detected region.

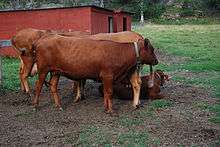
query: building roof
[{"left": 0, "top": 5, "right": 133, "bottom": 15}]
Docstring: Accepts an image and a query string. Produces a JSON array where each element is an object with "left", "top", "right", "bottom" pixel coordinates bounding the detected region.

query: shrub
[{"left": 144, "top": 3, "right": 166, "bottom": 19}]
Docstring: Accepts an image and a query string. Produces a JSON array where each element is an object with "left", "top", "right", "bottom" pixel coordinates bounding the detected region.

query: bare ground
[
  {"left": 0, "top": 77, "right": 219, "bottom": 146},
  {"left": 0, "top": 50, "right": 219, "bottom": 146}
]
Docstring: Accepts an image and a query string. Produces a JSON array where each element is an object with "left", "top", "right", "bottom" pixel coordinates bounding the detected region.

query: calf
[
  {"left": 98, "top": 70, "right": 169, "bottom": 100},
  {"left": 33, "top": 35, "right": 158, "bottom": 113}
]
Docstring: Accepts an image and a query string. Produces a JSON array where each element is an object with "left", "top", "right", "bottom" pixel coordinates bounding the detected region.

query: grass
[
  {"left": 135, "top": 25, "right": 220, "bottom": 93},
  {"left": 1, "top": 57, "right": 20, "bottom": 90},
  {"left": 1, "top": 57, "right": 42, "bottom": 91},
  {"left": 75, "top": 126, "right": 111, "bottom": 146},
  {"left": 151, "top": 17, "right": 220, "bottom": 25},
  {"left": 65, "top": 125, "right": 159, "bottom": 146},
  {"left": 196, "top": 102, "right": 220, "bottom": 124},
  {"left": 134, "top": 24, "right": 220, "bottom": 124},
  {"left": 116, "top": 131, "right": 150, "bottom": 146},
  {"left": 118, "top": 116, "right": 144, "bottom": 127}
]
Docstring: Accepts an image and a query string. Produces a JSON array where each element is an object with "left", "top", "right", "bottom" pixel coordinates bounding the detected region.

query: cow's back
[{"left": 91, "top": 31, "right": 144, "bottom": 43}]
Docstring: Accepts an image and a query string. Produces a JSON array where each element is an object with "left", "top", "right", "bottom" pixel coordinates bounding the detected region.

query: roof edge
[{"left": 0, "top": 5, "right": 133, "bottom": 15}]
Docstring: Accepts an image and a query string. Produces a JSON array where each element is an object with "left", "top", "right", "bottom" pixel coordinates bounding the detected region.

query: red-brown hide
[{"left": 33, "top": 35, "right": 158, "bottom": 112}]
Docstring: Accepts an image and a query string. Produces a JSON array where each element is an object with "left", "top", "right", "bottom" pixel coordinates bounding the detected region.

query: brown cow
[
  {"left": 72, "top": 31, "right": 144, "bottom": 102},
  {"left": 103, "top": 70, "right": 170, "bottom": 100},
  {"left": 33, "top": 35, "right": 158, "bottom": 113},
  {"left": 11, "top": 28, "right": 90, "bottom": 94}
]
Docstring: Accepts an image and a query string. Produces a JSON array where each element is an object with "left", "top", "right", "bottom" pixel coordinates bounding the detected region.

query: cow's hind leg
[
  {"left": 50, "top": 74, "right": 62, "bottom": 110},
  {"left": 130, "top": 71, "right": 142, "bottom": 108},
  {"left": 101, "top": 74, "right": 113, "bottom": 113},
  {"left": 32, "top": 72, "right": 47, "bottom": 110}
]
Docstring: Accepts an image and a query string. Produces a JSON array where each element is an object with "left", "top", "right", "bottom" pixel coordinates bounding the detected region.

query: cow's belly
[{"left": 49, "top": 61, "right": 100, "bottom": 80}]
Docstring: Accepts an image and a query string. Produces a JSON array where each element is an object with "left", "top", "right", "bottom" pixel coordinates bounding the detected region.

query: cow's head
[
  {"left": 155, "top": 70, "right": 170, "bottom": 86},
  {"left": 139, "top": 38, "right": 158, "bottom": 66}
]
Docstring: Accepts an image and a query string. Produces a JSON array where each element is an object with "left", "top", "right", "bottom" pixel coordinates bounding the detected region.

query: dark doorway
[{"left": 123, "top": 17, "right": 127, "bottom": 31}]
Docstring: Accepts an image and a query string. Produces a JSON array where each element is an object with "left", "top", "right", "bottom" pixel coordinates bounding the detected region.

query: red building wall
[
  {"left": 0, "top": 7, "right": 91, "bottom": 40},
  {"left": 0, "top": 6, "right": 132, "bottom": 56},
  {"left": 90, "top": 8, "right": 113, "bottom": 34},
  {"left": 113, "top": 12, "right": 131, "bottom": 33},
  {"left": 0, "top": 7, "right": 92, "bottom": 56}
]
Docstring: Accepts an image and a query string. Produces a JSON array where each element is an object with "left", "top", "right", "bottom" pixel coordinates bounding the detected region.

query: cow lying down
[{"left": 105, "top": 70, "right": 170, "bottom": 100}]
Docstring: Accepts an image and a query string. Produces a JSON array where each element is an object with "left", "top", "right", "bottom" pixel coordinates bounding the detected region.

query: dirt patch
[{"left": 0, "top": 77, "right": 219, "bottom": 146}]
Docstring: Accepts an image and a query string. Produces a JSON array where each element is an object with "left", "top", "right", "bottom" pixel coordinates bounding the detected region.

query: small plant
[{"left": 150, "top": 99, "right": 172, "bottom": 110}]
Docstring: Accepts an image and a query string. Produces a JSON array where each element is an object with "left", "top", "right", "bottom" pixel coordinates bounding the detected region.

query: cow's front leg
[
  {"left": 20, "top": 57, "right": 33, "bottom": 95},
  {"left": 50, "top": 74, "right": 62, "bottom": 110},
  {"left": 19, "top": 61, "right": 25, "bottom": 92},
  {"left": 130, "top": 71, "right": 142, "bottom": 108},
  {"left": 101, "top": 74, "right": 113, "bottom": 113},
  {"left": 32, "top": 72, "right": 47, "bottom": 110}
]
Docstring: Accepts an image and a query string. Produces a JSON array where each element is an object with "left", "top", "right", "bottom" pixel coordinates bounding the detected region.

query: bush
[
  {"left": 181, "top": 7, "right": 194, "bottom": 17},
  {"left": 144, "top": 3, "right": 166, "bottom": 19}
]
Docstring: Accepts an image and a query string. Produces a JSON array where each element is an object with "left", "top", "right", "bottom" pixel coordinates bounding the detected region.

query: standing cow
[
  {"left": 33, "top": 35, "right": 158, "bottom": 113},
  {"left": 71, "top": 31, "right": 145, "bottom": 102},
  {"left": 11, "top": 28, "right": 90, "bottom": 94}
]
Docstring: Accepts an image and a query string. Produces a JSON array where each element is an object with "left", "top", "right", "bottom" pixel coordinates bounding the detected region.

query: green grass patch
[
  {"left": 197, "top": 102, "right": 220, "bottom": 113},
  {"left": 196, "top": 102, "right": 220, "bottom": 124},
  {"left": 2, "top": 57, "right": 47, "bottom": 91},
  {"left": 135, "top": 24, "right": 220, "bottom": 124},
  {"left": 116, "top": 131, "right": 149, "bottom": 146},
  {"left": 71, "top": 126, "right": 111, "bottom": 146},
  {"left": 209, "top": 139, "right": 220, "bottom": 147},
  {"left": 118, "top": 116, "right": 144, "bottom": 127},
  {"left": 14, "top": 111, "right": 33, "bottom": 118},
  {"left": 149, "top": 99, "right": 172, "bottom": 110},
  {"left": 209, "top": 116, "right": 220, "bottom": 124},
  {"left": 2, "top": 57, "right": 20, "bottom": 90},
  {"left": 151, "top": 17, "right": 220, "bottom": 25},
  {"left": 136, "top": 25, "right": 220, "bottom": 94},
  {"left": 173, "top": 74, "right": 220, "bottom": 89}
]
